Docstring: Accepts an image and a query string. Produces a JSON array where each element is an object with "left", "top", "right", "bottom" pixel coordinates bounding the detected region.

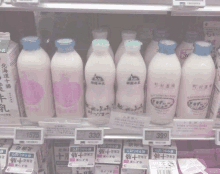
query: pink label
[
  {"left": 70, "top": 158, "right": 75, "bottom": 161},
  {"left": 20, "top": 73, "right": 44, "bottom": 105},
  {"left": 53, "top": 75, "right": 81, "bottom": 109},
  {"left": 124, "top": 160, "right": 129, "bottom": 163},
  {"left": 97, "top": 154, "right": 102, "bottom": 158},
  {"left": 113, "top": 169, "right": 119, "bottom": 174},
  {"left": 180, "top": 49, "right": 193, "bottom": 59},
  {"left": 8, "top": 163, "right": 14, "bottom": 166}
]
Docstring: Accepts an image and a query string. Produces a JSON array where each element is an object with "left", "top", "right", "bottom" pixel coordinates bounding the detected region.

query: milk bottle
[
  {"left": 17, "top": 36, "right": 55, "bottom": 121},
  {"left": 115, "top": 30, "right": 137, "bottom": 66},
  {"left": 146, "top": 40, "right": 181, "bottom": 124},
  {"left": 51, "top": 39, "right": 84, "bottom": 119},
  {"left": 176, "top": 41, "right": 215, "bottom": 119},
  {"left": 116, "top": 40, "right": 146, "bottom": 114},
  {"left": 176, "top": 31, "right": 198, "bottom": 66},
  {"left": 87, "top": 29, "right": 114, "bottom": 60},
  {"left": 85, "top": 39, "right": 115, "bottom": 125},
  {"left": 144, "top": 29, "right": 169, "bottom": 67}
]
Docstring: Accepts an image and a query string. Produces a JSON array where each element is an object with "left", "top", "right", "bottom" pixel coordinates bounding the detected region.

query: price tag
[
  {"left": 173, "top": 0, "right": 205, "bottom": 7},
  {"left": 143, "top": 129, "right": 171, "bottom": 145},
  {"left": 75, "top": 128, "right": 103, "bottom": 145},
  {"left": 14, "top": 127, "right": 44, "bottom": 145},
  {"left": 215, "top": 129, "right": 220, "bottom": 145}
]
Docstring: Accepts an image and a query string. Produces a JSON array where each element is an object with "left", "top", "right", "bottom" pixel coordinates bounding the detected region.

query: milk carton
[
  {"left": 121, "top": 168, "right": 146, "bottom": 174},
  {"left": 0, "top": 32, "right": 25, "bottom": 124},
  {"left": 6, "top": 145, "right": 42, "bottom": 174},
  {"left": 148, "top": 160, "right": 178, "bottom": 174},
  {"left": 53, "top": 139, "right": 71, "bottom": 174},
  {"left": 123, "top": 140, "right": 149, "bottom": 169},
  {"left": 72, "top": 167, "right": 95, "bottom": 174},
  {"left": 150, "top": 141, "right": 177, "bottom": 160},
  {"left": 95, "top": 164, "right": 119, "bottom": 174},
  {"left": 0, "top": 140, "right": 12, "bottom": 170}
]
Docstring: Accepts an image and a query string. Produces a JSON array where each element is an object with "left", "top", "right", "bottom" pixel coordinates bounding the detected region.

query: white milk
[
  {"left": 87, "top": 29, "right": 114, "bottom": 60},
  {"left": 146, "top": 40, "right": 181, "bottom": 125},
  {"left": 176, "top": 41, "right": 215, "bottom": 119},
  {"left": 17, "top": 36, "right": 55, "bottom": 121},
  {"left": 144, "top": 29, "right": 169, "bottom": 67},
  {"left": 51, "top": 39, "right": 84, "bottom": 119},
  {"left": 208, "top": 48, "right": 220, "bottom": 119},
  {"left": 116, "top": 40, "right": 146, "bottom": 114},
  {"left": 85, "top": 39, "right": 115, "bottom": 125},
  {"left": 115, "top": 30, "right": 137, "bottom": 66},
  {"left": 176, "top": 31, "right": 198, "bottom": 66}
]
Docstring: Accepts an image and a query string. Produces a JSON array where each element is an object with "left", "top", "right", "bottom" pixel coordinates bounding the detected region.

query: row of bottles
[{"left": 17, "top": 28, "right": 215, "bottom": 125}]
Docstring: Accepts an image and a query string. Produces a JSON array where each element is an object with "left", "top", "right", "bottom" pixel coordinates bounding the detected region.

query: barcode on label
[{"left": 157, "top": 170, "right": 171, "bottom": 174}]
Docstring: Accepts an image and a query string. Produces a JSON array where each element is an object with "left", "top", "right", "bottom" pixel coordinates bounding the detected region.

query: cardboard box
[
  {"left": 0, "top": 32, "right": 25, "bottom": 124},
  {"left": 6, "top": 145, "right": 42, "bottom": 174},
  {"left": 54, "top": 139, "right": 71, "bottom": 174}
]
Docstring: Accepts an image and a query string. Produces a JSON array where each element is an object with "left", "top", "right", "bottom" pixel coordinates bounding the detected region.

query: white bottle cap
[
  {"left": 92, "top": 28, "right": 108, "bottom": 39},
  {"left": 122, "top": 30, "right": 137, "bottom": 41},
  {"left": 124, "top": 40, "right": 142, "bottom": 51},
  {"left": 92, "top": 39, "right": 110, "bottom": 51}
]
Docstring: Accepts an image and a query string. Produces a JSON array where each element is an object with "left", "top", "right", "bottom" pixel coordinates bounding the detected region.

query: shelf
[
  {"left": 0, "top": 0, "right": 220, "bottom": 15},
  {"left": 0, "top": 118, "right": 216, "bottom": 141}
]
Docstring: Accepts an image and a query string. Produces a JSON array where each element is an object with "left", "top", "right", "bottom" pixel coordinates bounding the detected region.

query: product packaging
[
  {"left": 121, "top": 168, "right": 146, "bottom": 174},
  {"left": 95, "top": 164, "right": 119, "bottom": 174},
  {"left": 148, "top": 160, "right": 178, "bottom": 174},
  {"left": 150, "top": 141, "right": 177, "bottom": 160},
  {"left": 72, "top": 167, "right": 95, "bottom": 174},
  {"left": 194, "top": 149, "right": 217, "bottom": 168},
  {"left": 6, "top": 145, "right": 42, "bottom": 174},
  {"left": 123, "top": 140, "right": 149, "bottom": 169},
  {"left": 96, "top": 139, "right": 122, "bottom": 164},
  {"left": 54, "top": 139, "right": 71, "bottom": 174},
  {"left": 0, "top": 139, "right": 12, "bottom": 171},
  {"left": 0, "top": 32, "right": 25, "bottom": 124}
]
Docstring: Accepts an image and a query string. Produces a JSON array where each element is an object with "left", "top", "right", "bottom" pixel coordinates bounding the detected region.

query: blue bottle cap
[
  {"left": 184, "top": 31, "right": 198, "bottom": 43},
  {"left": 55, "top": 38, "right": 75, "bottom": 53},
  {"left": 21, "top": 36, "right": 40, "bottom": 51},
  {"left": 92, "top": 39, "right": 110, "bottom": 51},
  {"left": 153, "top": 29, "right": 169, "bottom": 42},
  {"left": 194, "top": 41, "right": 212, "bottom": 56},
  {"left": 158, "top": 40, "right": 177, "bottom": 55}
]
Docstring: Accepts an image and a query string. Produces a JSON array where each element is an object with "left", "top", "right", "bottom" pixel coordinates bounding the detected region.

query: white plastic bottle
[
  {"left": 87, "top": 29, "right": 114, "bottom": 60},
  {"left": 115, "top": 30, "right": 137, "bottom": 66},
  {"left": 17, "top": 36, "right": 55, "bottom": 121},
  {"left": 208, "top": 48, "right": 220, "bottom": 119},
  {"left": 116, "top": 40, "right": 146, "bottom": 114},
  {"left": 85, "top": 39, "right": 115, "bottom": 125},
  {"left": 51, "top": 39, "right": 84, "bottom": 119},
  {"left": 144, "top": 29, "right": 169, "bottom": 67},
  {"left": 146, "top": 40, "right": 181, "bottom": 124},
  {"left": 176, "top": 31, "right": 198, "bottom": 66},
  {"left": 176, "top": 41, "right": 215, "bottom": 119}
]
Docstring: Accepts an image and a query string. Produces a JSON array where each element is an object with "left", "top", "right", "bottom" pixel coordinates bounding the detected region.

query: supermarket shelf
[{"left": 0, "top": 2, "right": 170, "bottom": 14}]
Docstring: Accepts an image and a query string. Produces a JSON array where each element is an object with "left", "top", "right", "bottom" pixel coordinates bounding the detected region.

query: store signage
[
  {"left": 173, "top": 0, "right": 206, "bottom": 7},
  {"left": 75, "top": 128, "right": 104, "bottom": 145},
  {"left": 143, "top": 129, "right": 171, "bottom": 145},
  {"left": 14, "top": 127, "right": 44, "bottom": 145}
]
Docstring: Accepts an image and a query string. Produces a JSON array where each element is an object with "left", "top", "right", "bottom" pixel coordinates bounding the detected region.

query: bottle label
[
  {"left": 148, "top": 81, "right": 178, "bottom": 117},
  {"left": 86, "top": 103, "right": 111, "bottom": 118},
  {"left": 91, "top": 74, "right": 105, "bottom": 85},
  {"left": 20, "top": 72, "right": 44, "bottom": 110},
  {"left": 187, "top": 83, "right": 213, "bottom": 116},
  {"left": 53, "top": 75, "right": 81, "bottom": 113},
  {"left": 127, "top": 74, "right": 140, "bottom": 85},
  {"left": 117, "top": 103, "right": 143, "bottom": 114}
]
